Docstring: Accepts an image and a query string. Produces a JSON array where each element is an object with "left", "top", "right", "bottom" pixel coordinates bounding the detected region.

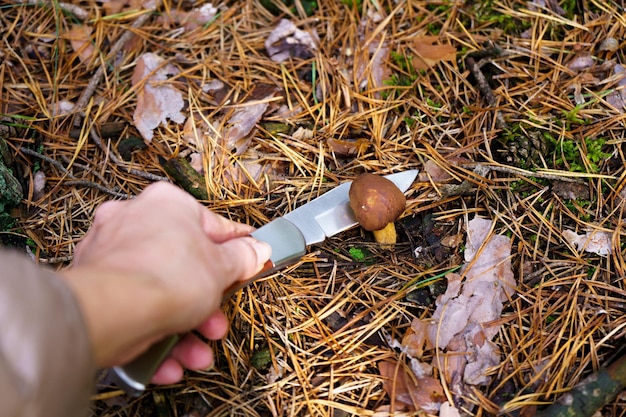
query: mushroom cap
[{"left": 349, "top": 173, "right": 406, "bottom": 231}]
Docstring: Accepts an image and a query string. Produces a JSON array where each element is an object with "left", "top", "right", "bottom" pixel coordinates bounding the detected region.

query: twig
[
  {"left": 65, "top": 180, "right": 132, "bottom": 199},
  {"left": 462, "top": 162, "right": 589, "bottom": 183},
  {"left": 466, "top": 56, "right": 508, "bottom": 130},
  {"left": 88, "top": 128, "right": 170, "bottom": 182},
  {"left": 60, "top": 155, "right": 110, "bottom": 185},
  {"left": 19, "top": 147, "right": 133, "bottom": 199}
]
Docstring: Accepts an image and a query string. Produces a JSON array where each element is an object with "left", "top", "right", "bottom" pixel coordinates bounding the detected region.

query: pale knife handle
[{"left": 111, "top": 218, "right": 307, "bottom": 395}]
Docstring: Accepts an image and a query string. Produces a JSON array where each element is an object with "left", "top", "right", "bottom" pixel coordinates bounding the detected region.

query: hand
[{"left": 59, "top": 182, "right": 271, "bottom": 384}]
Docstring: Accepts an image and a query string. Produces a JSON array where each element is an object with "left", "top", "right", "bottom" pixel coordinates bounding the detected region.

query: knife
[{"left": 111, "top": 169, "right": 418, "bottom": 395}]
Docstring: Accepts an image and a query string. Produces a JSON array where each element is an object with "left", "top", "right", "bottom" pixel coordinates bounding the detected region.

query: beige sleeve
[{"left": 0, "top": 250, "right": 95, "bottom": 417}]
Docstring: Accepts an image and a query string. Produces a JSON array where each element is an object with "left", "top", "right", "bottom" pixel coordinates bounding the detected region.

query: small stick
[
  {"left": 65, "top": 180, "right": 132, "bottom": 199},
  {"left": 463, "top": 163, "right": 587, "bottom": 183},
  {"left": 88, "top": 128, "right": 169, "bottom": 182},
  {"left": 11, "top": 0, "right": 89, "bottom": 21},
  {"left": 20, "top": 147, "right": 133, "bottom": 199}
]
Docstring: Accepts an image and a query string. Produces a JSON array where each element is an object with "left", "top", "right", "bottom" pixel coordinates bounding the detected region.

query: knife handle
[{"left": 111, "top": 218, "right": 306, "bottom": 395}]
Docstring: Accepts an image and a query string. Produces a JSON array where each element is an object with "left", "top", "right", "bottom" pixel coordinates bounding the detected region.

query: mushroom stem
[{"left": 372, "top": 222, "right": 397, "bottom": 246}]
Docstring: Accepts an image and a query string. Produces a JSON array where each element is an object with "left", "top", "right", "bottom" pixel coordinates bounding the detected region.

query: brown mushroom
[{"left": 349, "top": 173, "right": 407, "bottom": 245}]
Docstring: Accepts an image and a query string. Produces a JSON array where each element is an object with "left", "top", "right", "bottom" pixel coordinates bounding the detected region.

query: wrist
[{"left": 59, "top": 266, "right": 171, "bottom": 368}]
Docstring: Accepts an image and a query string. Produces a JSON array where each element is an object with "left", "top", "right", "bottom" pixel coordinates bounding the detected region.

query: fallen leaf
[
  {"left": 327, "top": 137, "right": 370, "bottom": 155},
  {"left": 563, "top": 229, "right": 612, "bottom": 255},
  {"left": 405, "top": 217, "right": 515, "bottom": 390},
  {"left": 158, "top": 3, "right": 218, "bottom": 31},
  {"left": 64, "top": 25, "right": 95, "bottom": 66},
  {"left": 599, "top": 38, "right": 619, "bottom": 52},
  {"left": 411, "top": 37, "right": 457, "bottom": 71},
  {"left": 567, "top": 54, "right": 595, "bottom": 72},
  {"left": 378, "top": 360, "right": 445, "bottom": 413},
  {"left": 131, "top": 53, "right": 186, "bottom": 142},
  {"left": 606, "top": 64, "right": 626, "bottom": 112},
  {"left": 101, "top": 0, "right": 155, "bottom": 15},
  {"left": 265, "top": 19, "right": 317, "bottom": 63},
  {"left": 440, "top": 401, "right": 462, "bottom": 417}
]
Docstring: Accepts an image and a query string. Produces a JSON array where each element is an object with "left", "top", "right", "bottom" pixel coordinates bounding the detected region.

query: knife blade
[{"left": 111, "top": 170, "right": 418, "bottom": 394}]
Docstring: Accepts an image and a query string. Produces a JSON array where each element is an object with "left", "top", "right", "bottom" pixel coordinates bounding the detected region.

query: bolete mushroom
[{"left": 349, "top": 173, "right": 407, "bottom": 245}]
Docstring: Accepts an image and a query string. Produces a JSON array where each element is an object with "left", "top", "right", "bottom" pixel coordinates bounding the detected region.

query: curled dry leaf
[
  {"left": 158, "top": 3, "right": 218, "bottom": 31},
  {"left": 265, "top": 19, "right": 317, "bottom": 63},
  {"left": 131, "top": 53, "right": 186, "bottom": 142},
  {"left": 606, "top": 64, "right": 626, "bottom": 112},
  {"left": 411, "top": 37, "right": 457, "bottom": 71},
  {"left": 327, "top": 137, "right": 369, "bottom": 155},
  {"left": 378, "top": 360, "right": 445, "bottom": 414},
  {"left": 567, "top": 54, "right": 595, "bottom": 72},
  {"left": 563, "top": 229, "right": 612, "bottom": 255},
  {"left": 64, "top": 25, "right": 95, "bottom": 66},
  {"left": 100, "top": 0, "right": 156, "bottom": 15},
  {"left": 599, "top": 37, "right": 620, "bottom": 52}
]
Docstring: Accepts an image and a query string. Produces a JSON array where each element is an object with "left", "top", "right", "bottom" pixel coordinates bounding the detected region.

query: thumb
[{"left": 218, "top": 236, "right": 272, "bottom": 284}]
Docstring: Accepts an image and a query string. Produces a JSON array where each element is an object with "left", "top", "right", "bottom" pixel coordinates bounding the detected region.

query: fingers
[
  {"left": 196, "top": 310, "right": 229, "bottom": 340},
  {"left": 93, "top": 200, "right": 125, "bottom": 226},
  {"left": 219, "top": 236, "right": 272, "bottom": 282},
  {"left": 200, "top": 208, "right": 255, "bottom": 243},
  {"left": 150, "top": 334, "right": 214, "bottom": 385}
]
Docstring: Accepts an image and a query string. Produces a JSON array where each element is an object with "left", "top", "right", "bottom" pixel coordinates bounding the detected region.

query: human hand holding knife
[{"left": 111, "top": 170, "right": 418, "bottom": 394}]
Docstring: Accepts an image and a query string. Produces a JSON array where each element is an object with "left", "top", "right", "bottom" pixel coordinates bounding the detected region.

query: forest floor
[{"left": 2, "top": 0, "right": 626, "bottom": 416}]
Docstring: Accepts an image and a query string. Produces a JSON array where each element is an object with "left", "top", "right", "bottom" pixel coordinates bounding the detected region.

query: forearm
[{"left": 0, "top": 250, "right": 94, "bottom": 417}]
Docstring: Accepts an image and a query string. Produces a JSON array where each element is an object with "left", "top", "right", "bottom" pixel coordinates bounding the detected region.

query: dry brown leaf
[
  {"left": 378, "top": 360, "right": 445, "bottom": 413},
  {"left": 411, "top": 37, "right": 457, "bottom": 71},
  {"left": 131, "top": 53, "right": 186, "bottom": 142},
  {"left": 327, "top": 137, "right": 369, "bottom": 155},
  {"left": 64, "top": 25, "right": 95, "bottom": 66}
]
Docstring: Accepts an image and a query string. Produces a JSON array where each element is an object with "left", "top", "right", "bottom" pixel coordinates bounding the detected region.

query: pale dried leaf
[
  {"left": 159, "top": 3, "right": 218, "bottom": 31},
  {"left": 327, "top": 137, "right": 369, "bottom": 155},
  {"left": 567, "top": 54, "right": 595, "bottom": 72},
  {"left": 606, "top": 64, "right": 626, "bottom": 112},
  {"left": 292, "top": 127, "right": 314, "bottom": 141},
  {"left": 131, "top": 53, "right": 186, "bottom": 142},
  {"left": 64, "top": 25, "right": 95, "bottom": 66},
  {"left": 411, "top": 37, "right": 457, "bottom": 71},
  {"left": 412, "top": 217, "right": 514, "bottom": 387},
  {"left": 440, "top": 402, "right": 462, "bottom": 417},
  {"left": 49, "top": 100, "right": 75, "bottom": 116},
  {"left": 599, "top": 37, "right": 619, "bottom": 52},
  {"left": 189, "top": 153, "right": 204, "bottom": 174},
  {"left": 265, "top": 19, "right": 317, "bottom": 63},
  {"left": 101, "top": 0, "right": 155, "bottom": 15},
  {"left": 563, "top": 229, "right": 612, "bottom": 255}
]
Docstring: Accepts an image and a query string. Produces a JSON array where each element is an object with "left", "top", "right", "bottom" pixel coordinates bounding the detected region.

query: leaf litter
[{"left": 385, "top": 217, "right": 514, "bottom": 414}]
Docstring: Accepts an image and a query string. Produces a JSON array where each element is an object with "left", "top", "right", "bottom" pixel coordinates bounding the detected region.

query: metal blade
[{"left": 283, "top": 170, "right": 418, "bottom": 245}]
